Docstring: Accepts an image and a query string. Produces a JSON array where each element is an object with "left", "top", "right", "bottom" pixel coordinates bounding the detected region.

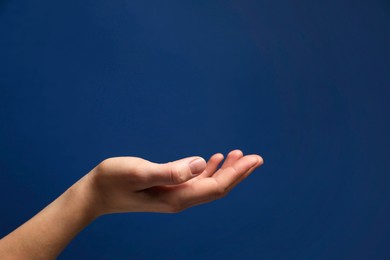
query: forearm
[{"left": 0, "top": 174, "right": 99, "bottom": 260}]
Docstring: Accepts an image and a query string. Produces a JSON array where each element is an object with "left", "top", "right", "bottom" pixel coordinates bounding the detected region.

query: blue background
[{"left": 1, "top": 0, "right": 389, "bottom": 259}]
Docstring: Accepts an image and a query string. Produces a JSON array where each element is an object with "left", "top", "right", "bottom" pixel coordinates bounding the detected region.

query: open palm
[{"left": 89, "top": 150, "right": 263, "bottom": 215}]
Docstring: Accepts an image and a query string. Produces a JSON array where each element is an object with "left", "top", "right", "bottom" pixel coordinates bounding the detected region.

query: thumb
[{"left": 147, "top": 156, "right": 207, "bottom": 186}]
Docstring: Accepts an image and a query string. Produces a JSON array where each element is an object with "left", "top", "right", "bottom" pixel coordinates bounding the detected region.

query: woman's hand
[
  {"left": 85, "top": 150, "right": 263, "bottom": 216},
  {"left": 0, "top": 150, "right": 263, "bottom": 259}
]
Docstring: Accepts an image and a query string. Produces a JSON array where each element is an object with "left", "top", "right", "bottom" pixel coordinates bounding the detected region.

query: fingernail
[
  {"left": 189, "top": 158, "right": 206, "bottom": 175},
  {"left": 258, "top": 156, "right": 264, "bottom": 165}
]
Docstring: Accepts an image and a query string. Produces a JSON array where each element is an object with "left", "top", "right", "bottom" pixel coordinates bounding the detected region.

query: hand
[
  {"left": 0, "top": 150, "right": 263, "bottom": 259},
  {"left": 85, "top": 150, "right": 263, "bottom": 215}
]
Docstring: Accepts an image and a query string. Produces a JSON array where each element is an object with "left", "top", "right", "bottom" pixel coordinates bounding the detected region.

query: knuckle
[
  {"left": 132, "top": 160, "right": 153, "bottom": 181},
  {"left": 169, "top": 164, "right": 186, "bottom": 184},
  {"left": 97, "top": 158, "right": 113, "bottom": 172}
]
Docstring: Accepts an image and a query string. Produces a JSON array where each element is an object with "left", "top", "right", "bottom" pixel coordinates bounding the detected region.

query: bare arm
[{"left": 0, "top": 150, "right": 263, "bottom": 259}]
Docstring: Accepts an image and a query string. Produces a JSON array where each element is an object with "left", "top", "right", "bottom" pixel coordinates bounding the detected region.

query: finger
[
  {"left": 225, "top": 155, "right": 263, "bottom": 192},
  {"left": 214, "top": 155, "right": 260, "bottom": 190},
  {"left": 198, "top": 153, "right": 224, "bottom": 178},
  {"left": 143, "top": 156, "right": 207, "bottom": 187},
  {"left": 160, "top": 155, "right": 260, "bottom": 210},
  {"left": 220, "top": 150, "right": 243, "bottom": 169},
  {"left": 213, "top": 150, "right": 243, "bottom": 178}
]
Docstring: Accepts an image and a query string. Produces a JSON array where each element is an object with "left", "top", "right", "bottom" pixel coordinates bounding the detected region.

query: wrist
[
  {"left": 67, "top": 172, "right": 103, "bottom": 220},
  {"left": 0, "top": 171, "right": 103, "bottom": 259}
]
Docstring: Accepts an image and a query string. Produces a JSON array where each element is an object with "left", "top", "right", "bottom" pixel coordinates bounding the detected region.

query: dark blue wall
[{"left": 1, "top": 1, "right": 389, "bottom": 259}]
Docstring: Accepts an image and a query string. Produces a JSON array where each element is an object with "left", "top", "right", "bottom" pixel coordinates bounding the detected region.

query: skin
[{"left": 0, "top": 149, "right": 263, "bottom": 259}]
